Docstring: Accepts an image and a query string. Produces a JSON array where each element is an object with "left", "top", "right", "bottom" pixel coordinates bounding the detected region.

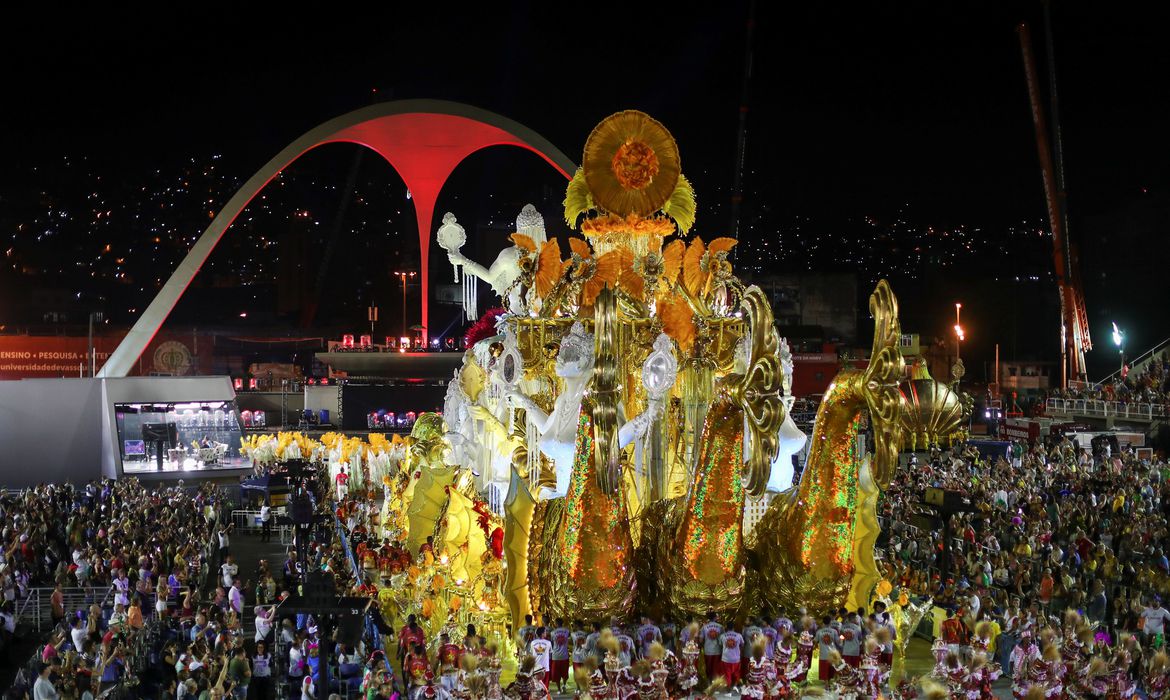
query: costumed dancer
[
  {"left": 771, "top": 633, "right": 804, "bottom": 699},
  {"left": 962, "top": 652, "right": 1001, "bottom": 700},
  {"left": 859, "top": 637, "right": 884, "bottom": 698},
  {"left": 678, "top": 630, "right": 701, "bottom": 695},
  {"left": 972, "top": 620, "right": 994, "bottom": 658},
  {"left": 646, "top": 642, "right": 676, "bottom": 699},
  {"left": 511, "top": 656, "right": 539, "bottom": 700},
  {"left": 632, "top": 660, "right": 661, "bottom": 700},
  {"left": 1147, "top": 651, "right": 1170, "bottom": 700},
  {"left": 891, "top": 676, "right": 922, "bottom": 700},
  {"left": 873, "top": 626, "right": 894, "bottom": 690},
  {"left": 1010, "top": 631, "right": 1041, "bottom": 700},
  {"left": 1114, "top": 635, "right": 1138, "bottom": 700},
  {"left": 1060, "top": 611, "right": 1088, "bottom": 669},
  {"left": 1029, "top": 643, "right": 1063, "bottom": 699},
  {"left": 741, "top": 640, "right": 771, "bottom": 700},
  {"left": 938, "top": 651, "right": 967, "bottom": 697},
  {"left": 482, "top": 641, "right": 503, "bottom": 700},
  {"left": 793, "top": 618, "right": 815, "bottom": 684},
  {"left": 584, "top": 657, "right": 609, "bottom": 700},
  {"left": 932, "top": 637, "right": 950, "bottom": 678},
  {"left": 826, "top": 650, "right": 862, "bottom": 700}
]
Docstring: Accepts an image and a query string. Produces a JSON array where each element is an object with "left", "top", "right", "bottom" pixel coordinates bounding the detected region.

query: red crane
[{"left": 1017, "top": 19, "right": 1091, "bottom": 388}]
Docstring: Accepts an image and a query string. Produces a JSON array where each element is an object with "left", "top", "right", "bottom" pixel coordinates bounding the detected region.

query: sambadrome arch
[{"left": 98, "top": 99, "right": 576, "bottom": 378}]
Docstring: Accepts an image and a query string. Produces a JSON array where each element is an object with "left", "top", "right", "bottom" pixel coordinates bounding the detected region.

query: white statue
[
  {"left": 509, "top": 322, "right": 663, "bottom": 501},
  {"left": 442, "top": 205, "right": 548, "bottom": 316},
  {"left": 767, "top": 338, "right": 808, "bottom": 493},
  {"left": 442, "top": 368, "right": 477, "bottom": 471}
]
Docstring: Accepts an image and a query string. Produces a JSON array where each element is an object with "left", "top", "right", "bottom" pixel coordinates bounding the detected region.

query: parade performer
[
  {"left": 572, "top": 621, "right": 590, "bottom": 677},
  {"left": 792, "top": 620, "right": 814, "bottom": 685},
  {"left": 771, "top": 632, "right": 805, "bottom": 699},
  {"left": 931, "top": 637, "right": 950, "bottom": 678},
  {"left": 438, "top": 632, "right": 464, "bottom": 694},
  {"left": 631, "top": 660, "right": 660, "bottom": 700},
  {"left": 1147, "top": 651, "right": 1170, "bottom": 700},
  {"left": 963, "top": 653, "right": 1001, "bottom": 700},
  {"left": 550, "top": 619, "right": 572, "bottom": 694},
  {"left": 678, "top": 631, "right": 701, "bottom": 695},
  {"left": 859, "top": 638, "right": 884, "bottom": 698},
  {"left": 646, "top": 642, "right": 676, "bottom": 699},
  {"left": 511, "top": 656, "right": 540, "bottom": 700},
  {"left": 482, "top": 641, "right": 504, "bottom": 700},
  {"left": 873, "top": 627, "right": 893, "bottom": 687},
  {"left": 938, "top": 651, "right": 967, "bottom": 696},
  {"left": 1011, "top": 631, "right": 1041, "bottom": 699},
  {"left": 700, "top": 613, "right": 724, "bottom": 682},
  {"left": 584, "top": 657, "right": 609, "bottom": 700},
  {"left": 741, "top": 640, "right": 771, "bottom": 700},
  {"left": 719, "top": 624, "right": 745, "bottom": 688},
  {"left": 827, "top": 649, "right": 862, "bottom": 700}
]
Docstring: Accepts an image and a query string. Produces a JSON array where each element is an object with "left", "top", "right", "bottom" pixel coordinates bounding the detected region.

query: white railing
[
  {"left": 231, "top": 508, "right": 294, "bottom": 545},
  {"left": 1045, "top": 397, "right": 1169, "bottom": 420},
  {"left": 15, "top": 586, "right": 113, "bottom": 632}
]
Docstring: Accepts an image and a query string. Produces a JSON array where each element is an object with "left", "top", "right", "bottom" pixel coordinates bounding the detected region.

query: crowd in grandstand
[
  {"left": 1046, "top": 355, "right": 1170, "bottom": 407},
  {"left": 9, "top": 422, "right": 1170, "bottom": 698}
]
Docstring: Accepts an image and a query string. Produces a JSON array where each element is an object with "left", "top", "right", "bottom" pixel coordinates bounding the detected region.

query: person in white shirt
[
  {"left": 221, "top": 555, "right": 238, "bottom": 589},
  {"left": 1142, "top": 599, "right": 1170, "bottom": 643},
  {"left": 217, "top": 524, "right": 232, "bottom": 564},
  {"left": 70, "top": 617, "right": 87, "bottom": 653},
  {"left": 33, "top": 663, "right": 57, "bottom": 700},
  {"left": 260, "top": 503, "right": 272, "bottom": 543},
  {"left": 112, "top": 570, "right": 131, "bottom": 608},
  {"left": 255, "top": 605, "right": 273, "bottom": 642},
  {"left": 229, "top": 580, "right": 244, "bottom": 615},
  {"left": 529, "top": 627, "right": 553, "bottom": 679}
]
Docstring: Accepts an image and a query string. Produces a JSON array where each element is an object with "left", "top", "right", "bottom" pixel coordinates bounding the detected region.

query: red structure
[
  {"left": 100, "top": 100, "right": 576, "bottom": 377},
  {"left": 320, "top": 111, "right": 574, "bottom": 341}
]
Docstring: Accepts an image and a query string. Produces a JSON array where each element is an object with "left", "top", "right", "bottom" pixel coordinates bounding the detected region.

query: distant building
[
  {"left": 999, "top": 360, "right": 1055, "bottom": 394},
  {"left": 746, "top": 272, "right": 858, "bottom": 347}
]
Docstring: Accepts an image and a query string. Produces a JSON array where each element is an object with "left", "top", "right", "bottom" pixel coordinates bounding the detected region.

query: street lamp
[
  {"left": 1112, "top": 322, "right": 1125, "bottom": 376},
  {"left": 394, "top": 271, "right": 416, "bottom": 339},
  {"left": 954, "top": 303, "right": 966, "bottom": 355},
  {"left": 952, "top": 302, "right": 965, "bottom": 385}
]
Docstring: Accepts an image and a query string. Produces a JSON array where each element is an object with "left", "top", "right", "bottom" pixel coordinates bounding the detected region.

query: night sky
[{"left": 2, "top": 2, "right": 1167, "bottom": 379}]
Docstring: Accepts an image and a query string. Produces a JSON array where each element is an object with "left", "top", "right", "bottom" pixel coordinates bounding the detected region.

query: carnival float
[{"left": 275, "top": 110, "right": 969, "bottom": 647}]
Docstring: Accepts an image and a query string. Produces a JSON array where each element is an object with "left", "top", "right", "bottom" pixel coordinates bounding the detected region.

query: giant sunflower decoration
[{"left": 566, "top": 110, "right": 697, "bottom": 236}]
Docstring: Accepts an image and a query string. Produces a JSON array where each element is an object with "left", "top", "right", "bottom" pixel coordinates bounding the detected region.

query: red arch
[
  {"left": 322, "top": 113, "right": 572, "bottom": 341},
  {"left": 99, "top": 100, "right": 576, "bottom": 377}
]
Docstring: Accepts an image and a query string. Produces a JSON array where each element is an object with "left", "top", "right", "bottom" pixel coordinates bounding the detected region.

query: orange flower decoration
[
  {"left": 580, "top": 213, "right": 676, "bottom": 239},
  {"left": 612, "top": 139, "right": 660, "bottom": 190}
]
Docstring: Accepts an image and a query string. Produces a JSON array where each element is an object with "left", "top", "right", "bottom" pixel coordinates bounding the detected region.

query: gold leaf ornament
[
  {"left": 735, "top": 286, "right": 785, "bottom": 497},
  {"left": 582, "top": 111, "right": 681, "bottom": 217}
]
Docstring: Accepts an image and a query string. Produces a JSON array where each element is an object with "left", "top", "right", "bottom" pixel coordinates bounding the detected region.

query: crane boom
[{"left": 1017, "top": 21, "right": 1091, "bottom": 388}]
